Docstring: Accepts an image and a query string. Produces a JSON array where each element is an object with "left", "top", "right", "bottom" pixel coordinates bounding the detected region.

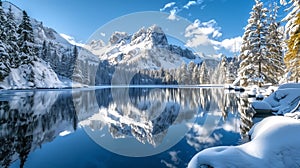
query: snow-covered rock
[
  {"left": 251, "top": 101, "right": 272, "bottom": 113},
  {"left": 188, "top": 116, "right": 300, "bottom": 168},
  {"left": 260, "top": 83, "right": 300, "bottom": 115}
]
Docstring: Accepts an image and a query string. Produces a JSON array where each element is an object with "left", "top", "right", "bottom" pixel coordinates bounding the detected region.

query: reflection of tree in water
[
  {"left": 184, "top": 88, "right": 241, "bottom": 152},
  {"left": 0, "top": 91, "right": 77, "bottom": 168},
  {"left": 237, "top": 97, "right": 255, "bottom": 138}
]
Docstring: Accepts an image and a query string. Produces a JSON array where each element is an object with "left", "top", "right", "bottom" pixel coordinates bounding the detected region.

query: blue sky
[{"left": 7, "top": 0, "right": 284, "bottom": 56}]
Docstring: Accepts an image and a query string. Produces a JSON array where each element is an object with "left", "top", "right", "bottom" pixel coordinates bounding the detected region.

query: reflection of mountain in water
[
  {"left": 0, "top": 87, "right": 253, "bottom": 167},
  {"left": 0, "top": 91, "right": 77, "bottom": 168},
  {"left": 79, "top": 88, "right": 199, "bottom": 146}
]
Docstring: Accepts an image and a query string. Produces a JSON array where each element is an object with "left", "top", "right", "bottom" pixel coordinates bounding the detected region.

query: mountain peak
[
  {"left": 87, "top": 25, "right": 199, "bottom": 69},
  {"left": 109, "top": 31, "right": 130, "bottom": 45},
  {"left": 130, "top": 25, "right": 168, "bottom": 47}
]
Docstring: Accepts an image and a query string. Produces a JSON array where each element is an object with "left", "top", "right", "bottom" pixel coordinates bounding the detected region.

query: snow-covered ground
[
  {"left": 188, "top": 116, "right": 300, "bottom": 168},
  {"left": 252, "top": 83, "right": 300, "bottom": 115},
  {"left": 188, "top": 83, "right": 300, "bottom": 168},
  {"left": 0, "top": 61, "right": 65, "bottom": 89}
]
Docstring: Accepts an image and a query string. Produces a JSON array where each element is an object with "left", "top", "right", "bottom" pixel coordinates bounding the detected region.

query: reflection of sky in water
[{"left": 2, "top": 88, "right": 243, "bottom": 168}]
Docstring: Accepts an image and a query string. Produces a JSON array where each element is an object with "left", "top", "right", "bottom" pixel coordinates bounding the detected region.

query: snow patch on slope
[
  {"left": 60, "top": 33, "right": 85, "bottom": 48},
  {"left": 0, "top": 61, "right": 64, "bottom": 89}
]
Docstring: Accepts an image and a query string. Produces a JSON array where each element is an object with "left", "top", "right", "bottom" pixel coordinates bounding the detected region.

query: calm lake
[{"left": 0, "top": 87, "right": 251, "bottom": 168}]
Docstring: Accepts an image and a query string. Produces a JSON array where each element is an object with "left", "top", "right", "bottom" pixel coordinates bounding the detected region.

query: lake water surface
[{"left": 0, "top": 87, "right": 250, "bottom": 168}]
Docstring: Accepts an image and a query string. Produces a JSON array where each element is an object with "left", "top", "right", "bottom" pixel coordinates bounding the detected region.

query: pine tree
[
  {"left": 188, "top": 61, "right": 196, "bottom": 84},
  {"left": 0, "top": 0, "right": 7, "bottom": 41},
  {"left": 238, "top": 0, "right": 269, "bottom": 86},
  {"left": 50, "top": 50, "right": 59, "bottom": 71},
  {"left": 6, "top": 6, "right": 19, "bottom": 68},
  {"left": 200, "top": 61, "right": 210, "bottom": 84},
  {"left": 264, "top": 2, "right": 285, "bottom": 84},
  {"left": 40, "top": 41, "right": 47, "bottom": 60},
  {"left": 192, "top": 65, "right": 200, "bottom": 84},
  {"left": 45, "top": 42, "right": 52, "bottom": 63},
  {"left": 226, "top": 56, "right": 239, "bottom": 84},
  {"left": 60, "top": 52, "right": 68, "bottom": 76},
  {"left": 217, "top": 56, "right": 228, "bottom": 84},
  {"left": 0, "top": 40, "right": 10, "bottom": 81},
  {"left": 17, "top": 10, "right": 35, "bottom": 65},
  {"left": 69, "top": 45, "right": 78, "bottom": 77},
  {"left": 282, "top": 0, "right": 300, "bottom": 82},
  {"left": 178, "top": 63, "right": 188, "bottom": 84}
]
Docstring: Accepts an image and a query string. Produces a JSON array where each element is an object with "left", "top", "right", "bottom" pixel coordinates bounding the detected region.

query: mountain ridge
[{"left": 87, "top": 25, "right": 200, "bottom": 70}]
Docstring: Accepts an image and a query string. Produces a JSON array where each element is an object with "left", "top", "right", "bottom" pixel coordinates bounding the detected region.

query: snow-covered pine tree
[
  {"left": 68, "top": 45, "right": 78, "bottom": 77},
  {"left": 226, "top": 56, "right": 239, "bottom": 84},
  {"left": 59, "top": 52, "right": 68, "bottom": 77},
  {"left": 82, "top": 60, "right": 90, "bottom": 84},
  {"left": 265, "top": 2, "right": 285, "bottom": 84},
  {"left": 0, "top": 40, "right": 10, "bottom": 81},
  {"left": 188, "top": 61, "right": 196, "bottom": 84},
  {"left": 177, "top": 63, "right": 188, "bottom": 84},
  {"left": 282, "top": 0, "right": 300, "bottom": 82},
  {"left": 200, "top": 61, "right": 210, "bottom": 84},
  {"left": 192, "top": 64, "right": 200, "bottom": 84},
  {"left": 17, "top": 10, "right": 35, "bottom": 65},
  {"left": 196, "top": 65, "right": 202, "bottom": 84},
  {"left": 0, "top": 0, "right": 7, "bottom": 42},
  {"left": 6, "top": 6, "right": 19, "bottom": 68},
  {"left": 72, "top": 59, "right": 83, "bottom": 83},
  {"left": 50, "top": 50, "right": 59, "bottom": 71},
  {"left": 238, "top": 0, "right": 269, "bottom": 87},
  {"left": 40, "top": 40, "right": 47, "bottom": 60},
  {"left": 217, "top": 56, "right": 228, "bottom": 84},
  {"left": 45, "top": 42, "right": 52, "bottom": 63}
]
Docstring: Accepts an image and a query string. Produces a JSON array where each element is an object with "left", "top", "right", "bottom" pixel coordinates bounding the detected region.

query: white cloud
[
  {"left": 160, "top": 2, "right": 176, "bottom": 11},
  {"left": 280, "top": 0, "right": 287, "bottom": 5},
  {"left": 184, "top": 19, "right": 242, "bottom": 55},
  {"left": 162, "top": 0, "right": 204, "bottom": 21},
  {"left": 100, "top": 32, "right": 106, "bottom": 37},
  {"left": 185, "top": 34, "right": 210, "bottom": 47},
  {"left": 184, "top": 19, "right": 222, "bottom": 48},
  {"left": 219, "top": 36, "right": 242, "bottom": 53},
  {"left": 183, "top": 0, "right": 204, "bottom": 9},
  {"left": 200, "top": 5, "right": 206, "bottom": 10},
  {"left": 167, "top": 8, "right": 178, "bottom": 20},
  {"left": 183, "top": 1, "right": 197, "bottom": 9},
  {"left": 213, "top": 36, "right": 242, "bottom": 53}
]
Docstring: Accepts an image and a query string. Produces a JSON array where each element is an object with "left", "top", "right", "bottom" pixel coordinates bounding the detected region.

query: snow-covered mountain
[
  {"left": 2, "top": 1, "right": 71, "bottom": 47},
  {"left": 87, "top": 25, "right": 200, "bottom": 69},
  {"left": 0, "top": 1, "right": 99, "bottom": 89}
]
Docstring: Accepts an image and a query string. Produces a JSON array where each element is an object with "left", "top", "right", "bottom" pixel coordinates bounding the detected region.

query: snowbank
[
  {"left": 251, "top": 83, "right": 300, "bottom": 115},
  {"left": 188, "top": 116, "right": 300, "bottom": 168}
]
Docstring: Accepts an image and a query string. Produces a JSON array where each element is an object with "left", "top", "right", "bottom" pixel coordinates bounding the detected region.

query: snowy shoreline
[{"left": 188, "top": 83, "right": 300, "bottom": 168}]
